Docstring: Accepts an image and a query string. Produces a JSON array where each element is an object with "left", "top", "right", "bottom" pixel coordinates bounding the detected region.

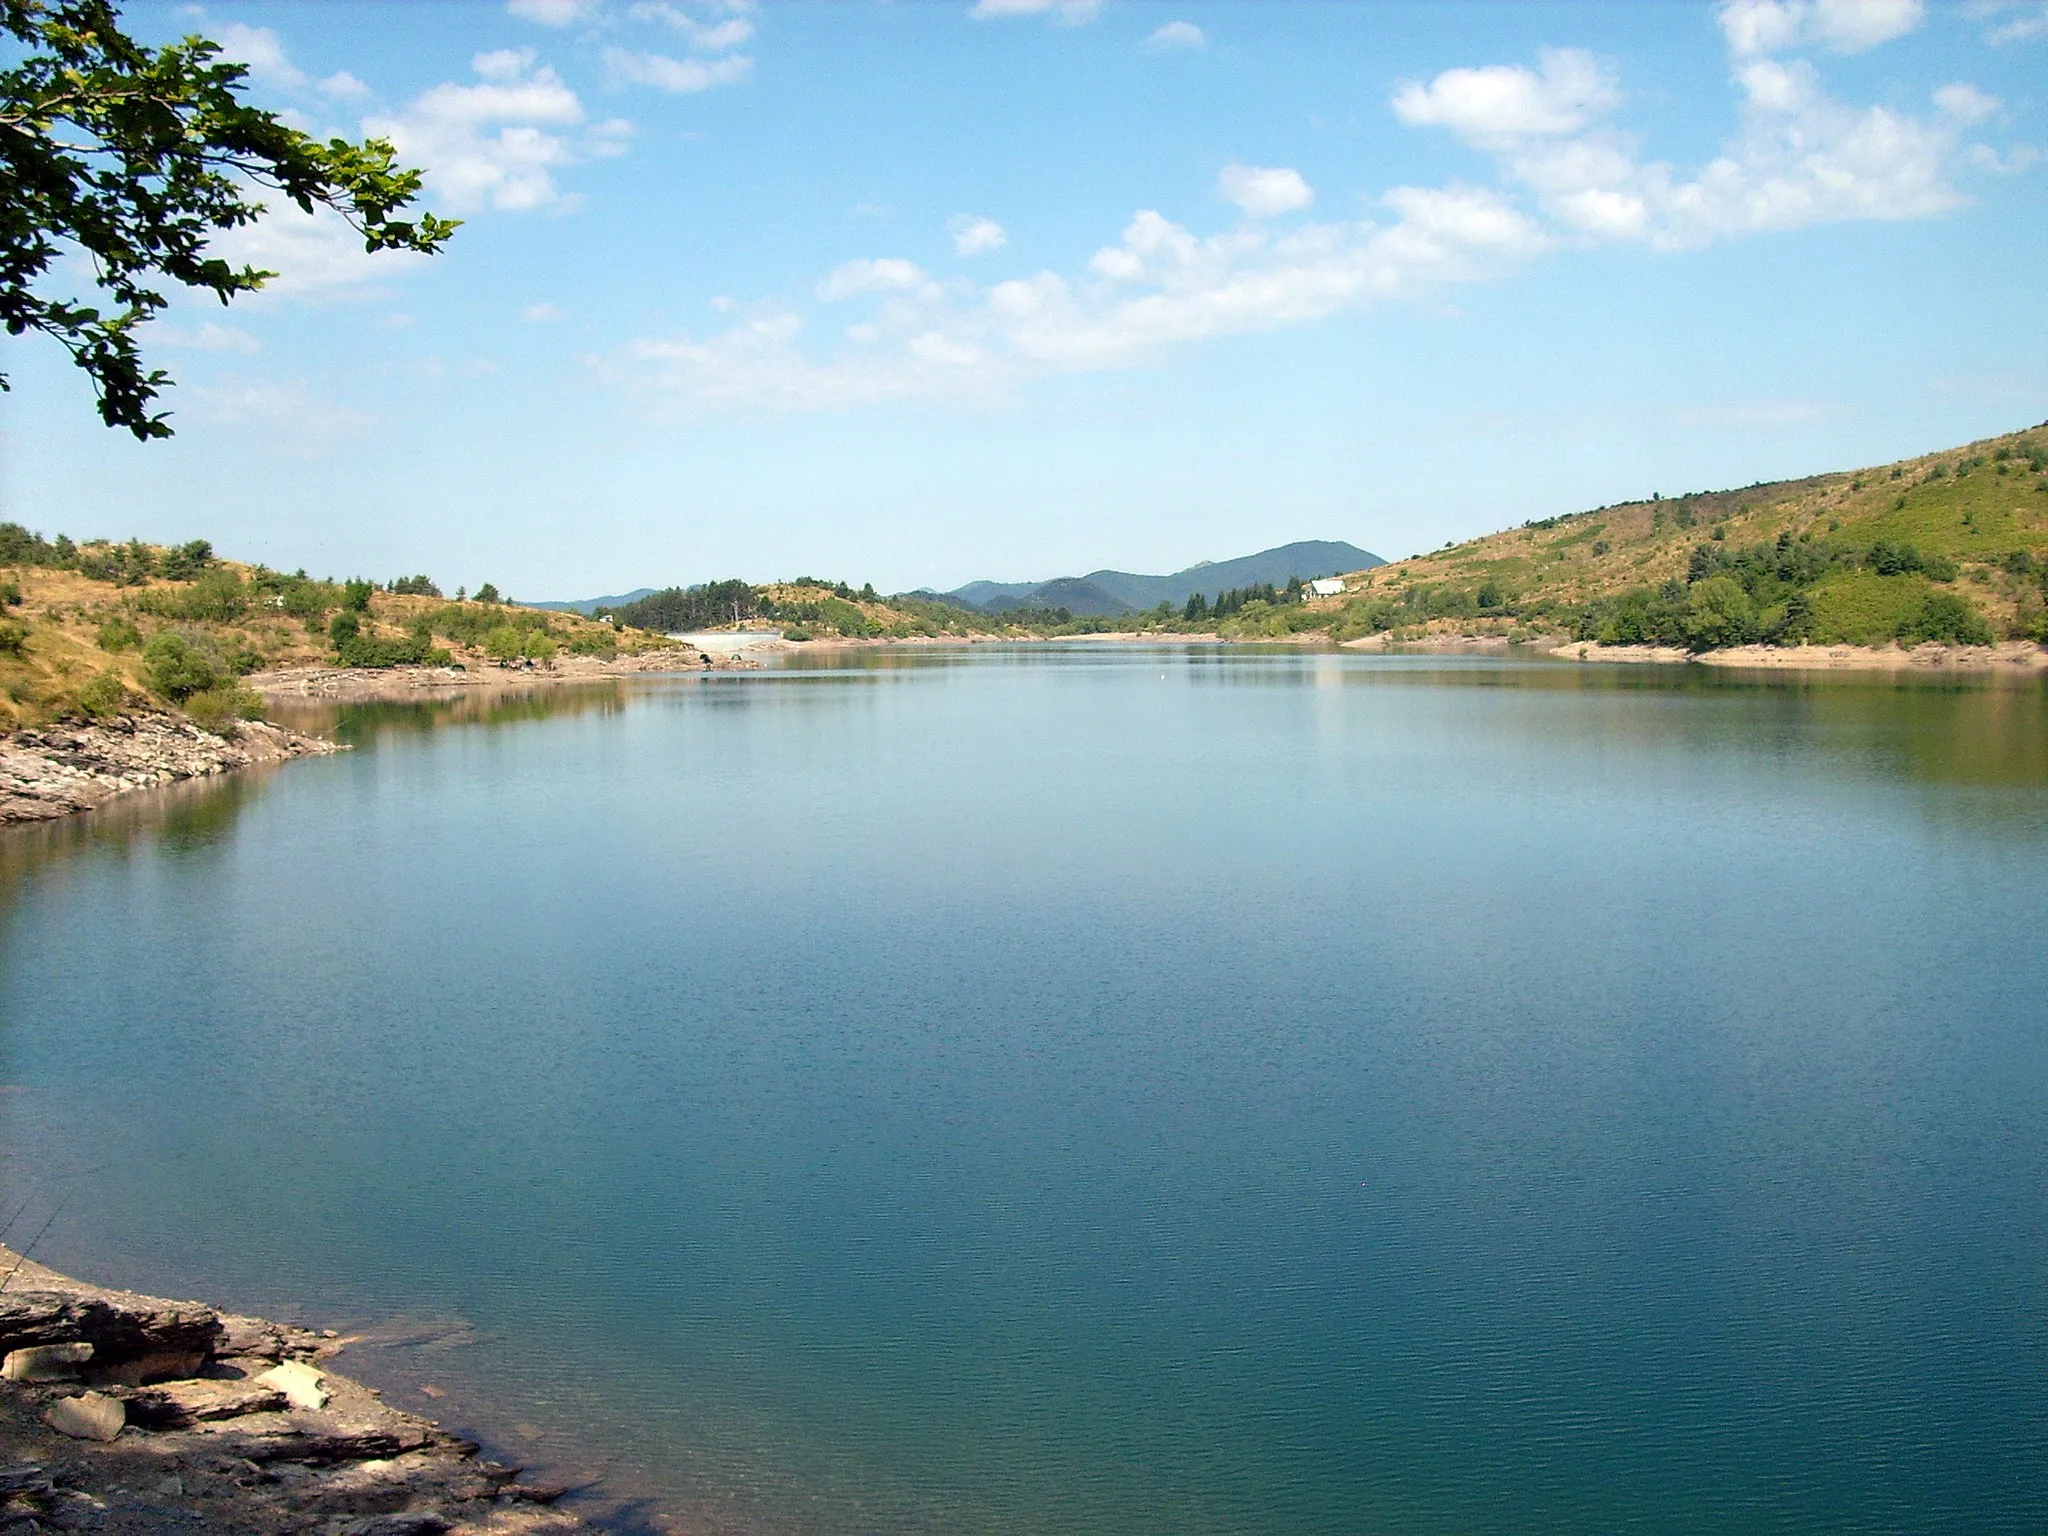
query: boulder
[
  {"left": 0, "top": 1287, "right": 221, "bottom": 1372},
  {"left": 2, "top": 1342, "right": 92, "bottom": 1382},
  {"left": 43, "top": 1392, "right": 125, "bottom": 1442},
  {"left": 117, "top": 1378, "right": 289, "bottom": 1427},
  {"left": 257, "top": 1358, "right": 328, "bottom": 1410}
]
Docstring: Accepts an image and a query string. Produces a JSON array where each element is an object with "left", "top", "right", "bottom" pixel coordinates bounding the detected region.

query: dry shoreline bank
[
  {"left": 0, "top": 712, "right": 340, "bottom": 828},
  {"left": 802, "top": 627, "right": 2048, "bottom": 673},
  {"left": 0, "top": 1246, "right": 597, "bottom": 1534}
]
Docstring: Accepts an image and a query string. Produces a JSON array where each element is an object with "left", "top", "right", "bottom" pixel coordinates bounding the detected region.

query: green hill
[{"left": 1269, "top": 423, "right": 2048, "bottom": 651}]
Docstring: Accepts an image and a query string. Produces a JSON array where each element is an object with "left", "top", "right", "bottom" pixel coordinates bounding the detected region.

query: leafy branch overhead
[{"left": 0, "top": 0, "right": 457, "bottom": 438}]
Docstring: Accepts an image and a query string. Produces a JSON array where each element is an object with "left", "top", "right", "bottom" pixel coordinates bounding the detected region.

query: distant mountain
[
  {"left": 946, "top": 540, "right": 1385, "bottom": 614},
  {"left": 527, "top": 588, "right": 658, "bottom": 615},
  {"left": 1008, "top": 577, "right": 1131, "bottom": 616}
]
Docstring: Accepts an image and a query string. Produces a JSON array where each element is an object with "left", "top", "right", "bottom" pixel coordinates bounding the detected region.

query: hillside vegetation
[
  {"left": 1241, "top": 422, "right": 2048, "bottom": 651},
  {"left": 0, "top": 529, "right": 670, "bottom": 733}
]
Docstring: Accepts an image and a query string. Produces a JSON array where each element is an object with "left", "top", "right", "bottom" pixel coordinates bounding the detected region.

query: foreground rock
[
  {"left": 0, "top": 1249, "right": 596, "bottom": 1534},
  {"left": 0, "top": 712, "right": 340, "bottom": 826}
]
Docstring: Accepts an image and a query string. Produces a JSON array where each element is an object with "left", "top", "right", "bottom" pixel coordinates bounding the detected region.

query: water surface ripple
[{"left": 4, "top": 648, "right": 2046, "bottom": 1533}]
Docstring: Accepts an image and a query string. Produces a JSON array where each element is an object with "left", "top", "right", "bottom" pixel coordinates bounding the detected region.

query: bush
[
  {"left": 73, "top": 672, "right": 129, "bottom": 720},
  {"left": 138, "top": 567, "right": 248, "bottom": 622},
  {"left": 156, "top": 540, "right": 214, "bottom": 581},
  {"left": 484, "top": 625, "right": 524, "bottom": 662},
  {"left": 96, "top": 617, "right": 143, "bottom": 652},
  {"left": 0, "top": 619, "right": 28, "bottom": 658},
  {"left": 183, "top": 686, "right": 265, "bottom": 733},
  {"left": 520, "top": 630, "right": 559, "bottom": 661},
  {"left": 342, "top": 578, "right": 375, "bottom": 612},
  {"left": 1897, "top": 591, "right": 1994, "bottom": 647},
  {"left": 1682, "top": 576, "right": 1759, "bottom": 650},
  {"left": 0, "top": 580, "right": 19, "bottom": 607},
  {"left": 143, "top": 632, "right": 223, "bottom": 700},
  {"left": 567, "top": 628, "right": 617, "bottom": 658}
]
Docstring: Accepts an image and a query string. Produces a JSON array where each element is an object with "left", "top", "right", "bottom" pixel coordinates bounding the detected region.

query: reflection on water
[{"left": 4, "top": 648, "right": 2048, "bottom": 1536}]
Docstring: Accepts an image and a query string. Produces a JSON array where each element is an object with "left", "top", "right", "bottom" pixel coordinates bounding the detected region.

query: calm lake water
[{"left": 5, "top": 646, "right": 2048, "bottom": 1534}]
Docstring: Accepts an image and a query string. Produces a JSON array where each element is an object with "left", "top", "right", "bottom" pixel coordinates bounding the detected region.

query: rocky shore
[
  {"left": 244, "top": 648, "right": 745, "bottom": 706},
  {"left": 0, "top": 1247, "right": 594, "bottom": 1535},
  {"left": 0, "top": 714, "right": 341, "bottom": 828}
]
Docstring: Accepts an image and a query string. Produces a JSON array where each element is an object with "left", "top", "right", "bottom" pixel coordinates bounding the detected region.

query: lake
[{"left": 5, "top": 645, "right": 2047, "bottom": 1534}]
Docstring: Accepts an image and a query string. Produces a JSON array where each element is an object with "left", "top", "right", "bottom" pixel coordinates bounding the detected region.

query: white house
[{"left": 1308, "top": 577, "right": 1347, "bottom": 598}]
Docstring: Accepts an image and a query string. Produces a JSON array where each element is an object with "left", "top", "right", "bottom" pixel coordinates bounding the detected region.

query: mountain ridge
[{"left": 942, "top": 539, "right": 1386, "bottom": 615}]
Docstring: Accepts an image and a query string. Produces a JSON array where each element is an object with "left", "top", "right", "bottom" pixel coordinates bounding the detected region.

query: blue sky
[{"left": 4, "top": 0, "right": 2046, "bottom": 597}]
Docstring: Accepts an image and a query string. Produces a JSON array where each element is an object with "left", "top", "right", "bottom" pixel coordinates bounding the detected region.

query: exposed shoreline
[
  {"left": 243, "top": 645, "right": 743, "bottom": 705},
  {"left": 0, "top": 712, "right": 341, "bottom": 828},
  {"left": 0, "top": 1245, "right": 598, "bottom": 1534}
]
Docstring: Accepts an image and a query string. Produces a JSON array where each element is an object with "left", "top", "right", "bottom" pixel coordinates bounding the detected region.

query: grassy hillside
[
  {"left": 0, "top": 529, "right": 670, "bottom": 733},
  {"left": 1254, "top": 422, "right": 2048, "bottom": 650}
]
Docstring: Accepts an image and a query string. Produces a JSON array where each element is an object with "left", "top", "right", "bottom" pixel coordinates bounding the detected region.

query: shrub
[
  {"left": 0, "top": 619, "right": 28, "bottom": 658},
  {"left": 183, "top": 686, "right": 265, "bottom": 733},
  {"left": 138, "top": 567, "right": 248, "bottom": 622},
  {"left": 474, "top": 582, "right": 502, "bottom": 604},
  {"left": 143, "top": 632, "right": 223, "bottom": 700},
  {"left": 96, "top": 617, "right": 143, "bottom": 652},
  {"left": 484, "top": 625, "right": 523, "bottom": 662},
  {"left": 1682, "top": 577, "right": 1759, "bottom": 651},
  {"left": 156, "top": 540, "right": 214, "bottom": 581},
  {"left": 342, "top": 578, "right": 375, "bottom": 612},
  {"left": 520, "top": 630, "right": 559, "bottom": 661},
  {"left": 73, "top": 672, "right": 129, "bottom": 720},
  {"left": 1897, "top": 591, "right": 1994, "bottom": 647},
  {"left": 0, "top": 581, "right": 19, "bottom": 607},
  {"left": 567, "top": 628, "right": 617, "bottom": 658}
]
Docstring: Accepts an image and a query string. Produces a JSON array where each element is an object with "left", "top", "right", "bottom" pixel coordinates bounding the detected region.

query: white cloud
[
  {"left": 507, "top": 0, "right": 602, "bottom": 24},
  {"left": 1986, "top": 5, "right": 2048, "bottom": 43},
  {"left": 149, "top": 320, "right": 260, "bottom": 354},
  {"left": 951, "top": 216, "right": 1008, "bottom": 256},
  {"left": 1145, "top": 21, "right": 1206, "bottom": 50},
  {"left": 212, "top": 22, "right": 373, "bottom": 100},
  {"left": 598, "top": 33, "right": 1986, "bottom": 415},
  {"left": 1399, "top": 49, "right": 1971, "bottom": 250},
  {"left": 1217, "top": 162, "right": 1314, "bottom": 217},
  {"left": 604, "top": 48, "right": 753, "bottom": 92},
  {"left": 522, "top": 303, "right": 566, "bottom": 322},
  {"left": 206, "top": 200, "right": 429, "bottom": 299},
  {"left": 1391, "top": 47, "right": 1619, "bottom": 144},
  {"left": 1715, "top": 0, "right": 1924, "bottom": 56},
  {"left": 818, "top": 258, "right": 934, "bottom": 301},
  {"left": 969, "top": 0, "right": 1101, "bottom": 25},
  {"left": 1933, "top": 82, "right": 2000, "bottom": 123},
  {"left": 365, "top": 51, "right": 630, "bottom": 213},
  {"left": 630, "top": 2, "right": 757, "bottom": 50},
  {"left": 190, "top": 379, "right": 378, "bottom": 457},
  {"left": 606, "top": 186, "right": 1546, "bottom": 410}
]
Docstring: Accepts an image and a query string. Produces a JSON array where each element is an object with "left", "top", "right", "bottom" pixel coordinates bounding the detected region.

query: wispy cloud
[
  {"left": 604, "top": 48, "right": 752, "bottom": 93},
  {"left": 950, "top": 216, "right": 1009, "bottom": 256},
  {"left": 1217, "top": 163, "right": 1314, "bottom": 217},
  {"left": 1714, "top": 0, "right": 1924, "bottom": 56},
  {"left": 599, "top": 20, "right": 1994, "bottom": 414},
  {"left": 969, "top": 0, "right": 1101, "bottom": 26},
  {"left": 366, "top": 49, "right": 631, "bottom": 213},
  {"left": 212, "top": 22, "right": 368, "bottom": 99},
  {"left": 1144, "top": 21, "right": 1206, "bottom": 51}
]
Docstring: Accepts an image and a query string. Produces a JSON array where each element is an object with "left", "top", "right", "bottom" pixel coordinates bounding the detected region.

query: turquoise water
[{"left": 5, "top": 647, "right": 2048, "bottom": 1533}]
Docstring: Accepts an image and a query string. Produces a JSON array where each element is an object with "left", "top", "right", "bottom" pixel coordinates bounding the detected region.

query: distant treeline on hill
[{"left": 601, "top": 578, "right": 883, "bottom": 632}]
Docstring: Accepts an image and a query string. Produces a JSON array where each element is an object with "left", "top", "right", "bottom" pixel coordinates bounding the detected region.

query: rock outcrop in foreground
[
  {"left": 0, "top": 713, "right": 339, "bottom": 826},
  {"left": 0, "top": 1249, "right": 592, "bottom": 1534}
]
